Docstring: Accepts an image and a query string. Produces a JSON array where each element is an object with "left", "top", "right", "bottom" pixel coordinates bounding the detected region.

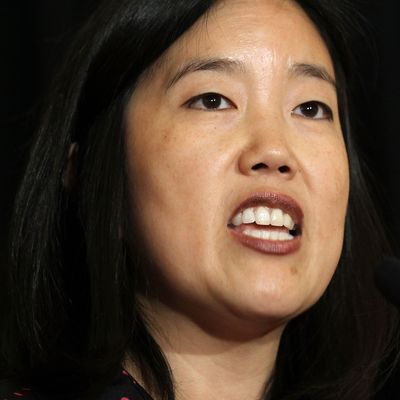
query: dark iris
[
  {"left": 300, "top": 102, "right": 320, "bottom": 118},
  {"left": 202, "top": 93, "right": 222, "bottom": 109}
]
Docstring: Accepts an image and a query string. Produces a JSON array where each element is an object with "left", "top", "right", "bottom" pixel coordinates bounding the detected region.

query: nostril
[
  {"left": 252, "top": 163, "right": 268, "bottom": 170},
  {"left": 278, "top": 165, "right": 290, "bottom": 173}
]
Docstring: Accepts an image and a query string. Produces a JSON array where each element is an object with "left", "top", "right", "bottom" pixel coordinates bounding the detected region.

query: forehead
[{"left": 154, "top": 0, "right": 334, "bottom": 81}]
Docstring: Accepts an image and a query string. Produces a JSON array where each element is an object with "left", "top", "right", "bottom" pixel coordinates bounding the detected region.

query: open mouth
[
  {"left": 227, "top": 192, "right": 303, "bottom": 255},
  {"left": 228, "top": 206, "right": 301, "bottom": 239}
]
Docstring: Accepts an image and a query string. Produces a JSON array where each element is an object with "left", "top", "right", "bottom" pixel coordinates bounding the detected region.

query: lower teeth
[{"left": 243, "top": 229, "right": 294, "bottom": 241}]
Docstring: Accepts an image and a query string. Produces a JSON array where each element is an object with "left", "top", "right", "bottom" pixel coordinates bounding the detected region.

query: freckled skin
[{"left": 125, "top": 0, "right": 349, "bottom": 338}]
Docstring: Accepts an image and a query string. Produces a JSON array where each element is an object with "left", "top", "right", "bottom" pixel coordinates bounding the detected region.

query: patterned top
[{"left": 0, "top": 369, "right": 153, "bottom": 400}]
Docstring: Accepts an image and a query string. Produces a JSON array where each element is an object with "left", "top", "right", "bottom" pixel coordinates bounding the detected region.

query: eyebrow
[
  {"left": 165, "top": 57, "right": 336, "bottom": 90},
  {"left": 166, "top": 58, "right": 246, "bottom": 90},
  {"left": 289, "top": 62, "right": 337, "bottom": 89}
]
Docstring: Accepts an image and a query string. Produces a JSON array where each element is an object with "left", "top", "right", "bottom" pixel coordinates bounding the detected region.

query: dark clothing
[{"left": 0, "top": 370, "right": 153, "bottom": 400}]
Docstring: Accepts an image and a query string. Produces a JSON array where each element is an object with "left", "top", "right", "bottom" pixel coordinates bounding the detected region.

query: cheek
[
  {"left": 125, "top": 123, "right": 220, "bottom": 297},
  {"left": 127, "top": 109, "right": 185, "bottom": 200},
  {"left": 125, "top": 106, "right": 219, "bottom": 248},
  {"left": 324, "top": 147, "right": 349, "bottom": 216},
  {"left": 305, "top": 139, "right": 349, "bottom": 285},
  {"left": 307, "top": 137, "right": 349, "bottom": 216}
]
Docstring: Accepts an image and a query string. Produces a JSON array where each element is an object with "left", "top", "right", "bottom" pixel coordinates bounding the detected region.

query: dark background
[{"left": 0, "top": 0, "right": 399, "bottom": 398}]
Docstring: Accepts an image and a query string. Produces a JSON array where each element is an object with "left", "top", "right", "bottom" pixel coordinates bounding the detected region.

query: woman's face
[{"left": 125, "top": 0, "right": 349, "bottom": 334}]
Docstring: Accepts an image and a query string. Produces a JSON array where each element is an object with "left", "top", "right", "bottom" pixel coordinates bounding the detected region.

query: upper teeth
[{"left": 231, "top": 207, "right": 295, "bottom": 230}]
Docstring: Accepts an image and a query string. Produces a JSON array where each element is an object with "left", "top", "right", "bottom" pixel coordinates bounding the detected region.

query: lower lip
[{"left": 229, "top": 228, "right": 301, "bottom": 255}]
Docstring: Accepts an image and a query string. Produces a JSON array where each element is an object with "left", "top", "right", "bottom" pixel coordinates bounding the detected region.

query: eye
[
  {"left": 292, "top": 101, "right": 333, "bottom": 121},
  {"left": 186, "top": 92, "right": 235, "bottom": 111}
]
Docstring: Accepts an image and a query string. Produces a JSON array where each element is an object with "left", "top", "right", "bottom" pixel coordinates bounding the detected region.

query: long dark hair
[{"left": 1, "top": 0, "right": 399, "bottom": 399}]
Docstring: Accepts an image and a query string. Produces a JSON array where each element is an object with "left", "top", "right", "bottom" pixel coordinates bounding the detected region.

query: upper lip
[{"left": 228, "top": 191, "right": 304, "bottom": 229}]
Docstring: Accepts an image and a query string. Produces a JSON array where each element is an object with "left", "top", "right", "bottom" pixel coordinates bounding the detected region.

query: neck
[{"left": 126, "top": 299, "right": 285, "bottom": 400}]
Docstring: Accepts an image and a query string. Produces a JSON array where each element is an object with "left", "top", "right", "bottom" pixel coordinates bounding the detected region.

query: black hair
[{"left": 1, "top": 0, "right": 399, "bottom": 399}]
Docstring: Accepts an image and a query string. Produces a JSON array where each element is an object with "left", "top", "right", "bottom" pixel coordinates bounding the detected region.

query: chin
[{"left": 228, "top": 290, "right": 320, "bottom": 327}]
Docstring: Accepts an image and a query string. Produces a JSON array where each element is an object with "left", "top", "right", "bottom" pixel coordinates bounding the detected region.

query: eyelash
[
  {"left": 185, "top": 92, "right": 235, "bottom": 111},
  {"left": 185, "top": 92, "right": 333, "bottom": 121},
  {"left": 291, "top": 101, "right": 333, "bottom": 121}
]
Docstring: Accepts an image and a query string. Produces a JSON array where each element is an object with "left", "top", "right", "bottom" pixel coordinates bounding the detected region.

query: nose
[{"left": 238, "top": 119, "right": 298, "bottom": 180}]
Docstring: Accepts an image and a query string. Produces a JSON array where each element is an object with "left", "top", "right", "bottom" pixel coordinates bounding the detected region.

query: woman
[{"left": 1, "top": 0, "right": 399, "bottom": 399}]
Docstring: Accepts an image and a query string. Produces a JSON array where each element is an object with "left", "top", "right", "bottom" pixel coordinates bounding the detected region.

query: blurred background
[{"left": 0, "top": 0, "right": 399, "bottom": 398}]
